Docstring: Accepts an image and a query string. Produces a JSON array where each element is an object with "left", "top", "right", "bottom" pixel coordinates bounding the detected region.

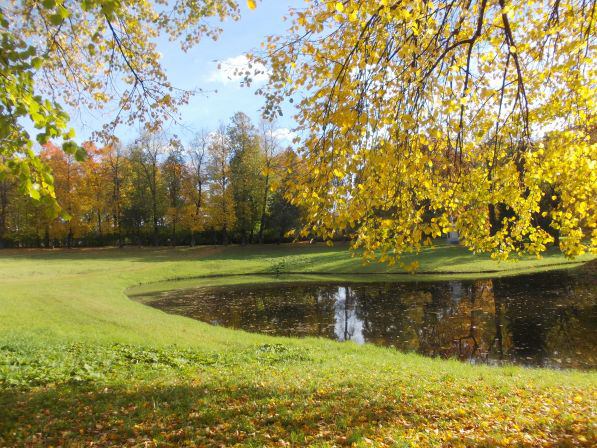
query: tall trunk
[
  {"left": 488, "top": 204, "right": 499, "bottom": 236},
  {"left": 0, "top": 181, "right": 8, "bottom": 248},
  {"left": 152, "top": 198, "right": 158, "bottom": 246},
  {"left": 171, "top": 213, "right": 176, "bottom": 247},
  {"left": 221, "top": 169, "right": 228, "bottom": 245},
  {"left": 97, "top": 210, "right": 103, "bottom": 244},
  {"left": 222, "top": 225, "right": 228, "bottom": 245},
  {"left": 44, "top": 225, "right": 50, "bottom": 248},
  {"left": 258, "top": 170, "right": 270, "bottom": 244},
  {"left": 66, "top": 157, "right": 72, "bottom": 248},
  {"left": 117, "top": 209, "right": 123, "bottom": 248},
  {"left": 136, "top": 221, "right": 142, "bottom": 246}
]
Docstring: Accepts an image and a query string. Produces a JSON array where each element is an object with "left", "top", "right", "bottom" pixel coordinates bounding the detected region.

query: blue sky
[{"left": 72, "top": 0, "right": 300, "bottom": 146}]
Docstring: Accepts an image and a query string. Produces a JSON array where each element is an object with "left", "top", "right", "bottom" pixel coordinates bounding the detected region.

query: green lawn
[{"left": 0, "top": 244, "right": 595, "bottom": 447}]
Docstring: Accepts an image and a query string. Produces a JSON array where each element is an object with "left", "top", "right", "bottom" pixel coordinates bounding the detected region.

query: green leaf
[
  {"left": 31, "top": 57, "right": 44, "bottom": 70},
  {"left": 74, "top": 146, "right": 87, "bottom": 162},
  {"left": 62, "top": 140, "right": 78, "bottom": 155},
  {"left": 49, "top": 14, "right": 64, "bottom": 26}
]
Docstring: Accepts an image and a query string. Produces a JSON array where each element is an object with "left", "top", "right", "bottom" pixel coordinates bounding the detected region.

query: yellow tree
[
  {"left": 79, "top": 143, "right": 112, "bottom": 243},
  {"left": 41, "top": 143, "right": 84, "bottom": 247},
  {"left": 207, "top": 126, "right": 236, "bottom": 244},
  {"left": 105, "top": 140, "right": 126, "bottom": 246},
  {"left": 163, "top": 138, "right": 186, "bottom": 245},
  {"left": 255, "top": 0, "right": 596, "bottom": 265},
  {"left": 182, "top": 131, "right": 210, "bottom": 245}
]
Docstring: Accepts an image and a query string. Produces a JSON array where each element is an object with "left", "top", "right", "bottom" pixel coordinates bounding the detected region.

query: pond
[{"left": 139, "top": 267, "right": 596, "bottom": 369}]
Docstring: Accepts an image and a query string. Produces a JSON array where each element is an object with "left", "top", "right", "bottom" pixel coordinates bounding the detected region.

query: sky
[{"left": 71, "top": 0, "right": 301, "bottom": 146}]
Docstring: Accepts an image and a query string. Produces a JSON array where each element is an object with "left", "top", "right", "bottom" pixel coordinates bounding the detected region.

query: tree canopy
[
  {"left": 1, "top": 0, "right": 239, "bottom": 207},
  {"left": 256, "top": 0, "right": 596, "bottom": 264}
]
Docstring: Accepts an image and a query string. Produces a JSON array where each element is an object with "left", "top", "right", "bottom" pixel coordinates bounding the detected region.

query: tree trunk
[
  {"left": 258, "top": 172, "right": 270, "bottom": 244},
  {"left": 153, "top": 202, "right": 159, "bottom": 246},
  {"left": 171, "top": 215, "right": 176, "bottom": 247},
  {"left": 488, "top": 204, "right": 499, "bottom": 236},
  {"left": 117, "top": 217, "right": 123, "bottom": 248},
  {"left": 44, "top": 225, "right": 50, "bottom": 248},
  {"left": 97, "top": 210, "right": 103, "bottom": 245},
  {"left": 0, "top": 181, "right": 8, "bottom": 248}
]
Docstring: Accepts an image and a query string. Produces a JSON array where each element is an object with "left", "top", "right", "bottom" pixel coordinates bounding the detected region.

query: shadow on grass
[
  {"left": 1, "top": 377, "right": 591, "bottom": 447},
  {"left": 0, "top": 381, "right": 402, "bottom": 446}
]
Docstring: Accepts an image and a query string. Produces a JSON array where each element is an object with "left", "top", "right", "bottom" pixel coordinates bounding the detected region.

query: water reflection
[{"left": 143, "top": 268, "right": 596, "bottom": 369}]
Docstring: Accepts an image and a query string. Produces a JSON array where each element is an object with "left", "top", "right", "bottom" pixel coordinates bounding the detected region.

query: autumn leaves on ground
[{"left": 1, "top": 245, "right": 595, "bottom": 447}]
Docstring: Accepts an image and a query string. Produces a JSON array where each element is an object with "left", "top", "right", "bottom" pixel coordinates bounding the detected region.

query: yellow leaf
[{"left": 247, "top": 0, "right": 256, "bottom": 10}]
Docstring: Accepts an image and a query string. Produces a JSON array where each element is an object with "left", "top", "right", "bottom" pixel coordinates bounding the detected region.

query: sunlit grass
[{"left": 0, "top": 244, "right": 595, "bottom": 446}]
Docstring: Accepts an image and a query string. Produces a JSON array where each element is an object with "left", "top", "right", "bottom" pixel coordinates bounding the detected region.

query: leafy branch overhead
[
  {"left": 253, "top": 0, "right": 596, "bottom": 261},
  {"left": 0, "top": 0, "right": 240, "bottom": 208}
]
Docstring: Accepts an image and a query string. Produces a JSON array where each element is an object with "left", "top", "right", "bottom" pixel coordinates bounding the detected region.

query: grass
[{"left": 0, "top": 243, "right": 595, "bottom": 447}]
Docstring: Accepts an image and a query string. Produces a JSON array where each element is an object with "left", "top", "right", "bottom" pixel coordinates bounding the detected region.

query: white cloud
[
  {"left": 207, "top": 55, "right": 270, "bottom": 85},
  {"left": 271, "top": 128, "right": 297, "bottom": 144}
]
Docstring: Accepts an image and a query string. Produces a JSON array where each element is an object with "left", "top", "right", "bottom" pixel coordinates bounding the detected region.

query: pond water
[{"left": 141, "top": 267, "right": 596, "bottom": 369}]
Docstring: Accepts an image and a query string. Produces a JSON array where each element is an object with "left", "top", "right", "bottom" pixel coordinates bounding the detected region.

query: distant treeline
[{"left": 0, "top": 112, "right": 305, "bottom": 248}]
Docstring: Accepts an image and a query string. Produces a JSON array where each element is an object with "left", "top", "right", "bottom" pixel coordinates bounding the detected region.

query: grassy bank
[{"left": 1, "top": 244, "right": 595, "bottom": 447}]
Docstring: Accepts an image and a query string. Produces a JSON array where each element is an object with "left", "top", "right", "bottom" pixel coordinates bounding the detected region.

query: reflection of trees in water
[
  {"left": 333, "top": 287, "right": 364, "bottom": 343},
  {"left": 148, "top": 269, "right": 596, "bottom": 368},
  {"left": 415, "top": 280, "right": 499, "bottom": 362},
  {"left": 494, "top": 271, "right": 596, "bottom": 369},
  {"left": 151, "top": 284, "right": 339, "bottom": 338},
  {"left": 346, "top": 271, "right": 595, "bottom": 368},
  {"left": 350, "top": 285, "right": 431, "bottom": 350}
]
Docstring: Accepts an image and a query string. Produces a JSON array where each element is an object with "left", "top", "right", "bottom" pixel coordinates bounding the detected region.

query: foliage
[
  {"left": 0, "top": 0, "right": 240, "bottom": 204},
  {"left": 0, "top": 8, "right": 78, "bottom": 205},
  {"left": 229, "top": 112, "right": 266, "bottom": 244},
  {"left": 255, "top": 0, "right": 596, "bottom": 263},
  {"left": 0, "top": 113, "right": 299, "bottom": 247}
]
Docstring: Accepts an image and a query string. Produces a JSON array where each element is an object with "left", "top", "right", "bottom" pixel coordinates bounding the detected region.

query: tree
[
  {"left": 163, "top": 139, "right": 186, "bottom": 246},
  {"left": 1, "top": 0, "right": 240, "bottom": 205},
  {"left": 106, "top": 141, "right": 125, "bottom": 247},
  {"left": 257, "top": 120, "right": 281, "bottom": 243},
  {"left": 0, "top": 175, "right": 14, "bottom": 248},
  {"left": 184, "top": 131, "right": 210, "bottom": 246},
  {"left": 41, "top": 143, "right": 84, "bottom": 247},
  {"left": 256, "top": 0, "right": 596, "bottom": 263},
  {"left": 268, "top": 150, "right": 302, "bottom": 243},
  {"left": 228, "top": 112, "right": 265, "bottom": 244},
  {"left": 207, "top": 126, "right": 236, "bottom": 244},
  {"left": 80, "top": 143, "right": 112, "bottom": 244},
  {"left": 124, "top": 145, "right": 153, "bottom": 245},
  {"left": 133, "top": 132, "right": 167, "bottom": 246}
]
